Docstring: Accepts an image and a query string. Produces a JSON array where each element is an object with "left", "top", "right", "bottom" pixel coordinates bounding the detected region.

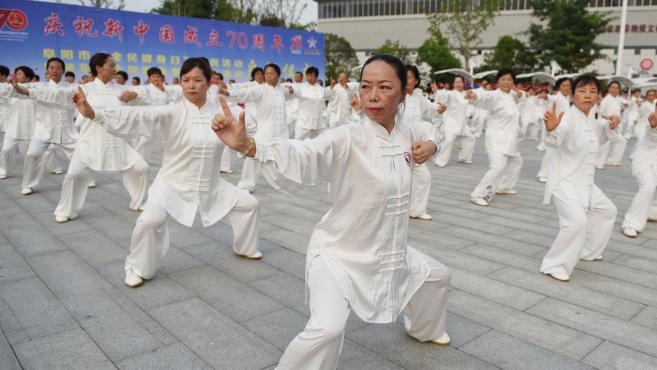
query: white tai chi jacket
[
  {"left": 74, "top": 78, "right": 144, "bottom": 171},
  {"left": 228, "top": 83, "right": 289, "bottom": 139},
  {"left": 254, "top": 115, "right": 435, "bottom": 323},
  {"left": 543, "top": 106, "right": 615, "bottom": 207},
  {"left": 469, "top": 89, "right": 521, "bottom": 156},
  {"left": 93, "top": 98, "right": 242, "bottom": 230},
  {"left": 291, "top": 82, "right": 327, "bottom": 131},
  {"left": 21, "top": 79, "right": 78, "bottom": 145}
]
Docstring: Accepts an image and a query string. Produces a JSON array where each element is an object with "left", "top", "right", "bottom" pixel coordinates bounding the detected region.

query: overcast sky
[{"left": 37, "top": 0, "right": 318, "bottom": 24}]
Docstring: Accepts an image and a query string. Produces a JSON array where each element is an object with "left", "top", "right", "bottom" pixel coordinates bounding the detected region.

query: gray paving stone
[
  {"left": 14, "top": 328, "right": 115, "bottom": 370},
  {"left": 612, "top": 254, "right": 657, "bottom": 273},
  {"left": 61, "top": 289, "right": 164, "bottom": 362},
  {"left": 631, "top": 306, "right": 657, "bottom": 330},
  {"left": 117, "top": 342, "right": 211, "bottom": 370},
  {"left": 337, "top": 338, "right": 406, "bottom": 370},
  {"left": 27, "top": 250, "right": 111, "bottom": 298},
  {"left": 150, "top": 297, "right": 280, "bottom": 369},
  {"left": 348, "top": 321, "right": 498, "bottom": 369},
  {"left": 527, "top": 298, "right": 657, "bottom": 357},
  {"left": 444, "top": 226, "right": 545, "bottom": 256},
  {"left": 4, "top": 225, "right": 68, "bottom": 258},
  {"left": 443, "top": 312, "right": 491, "bottom": 348},
  {"left": 460, "top": 330, "right": 595, "bottom": 370},
  {"left": 572, "top": 260, "right": 657, "bottom": 291},
  {"left": 582, "top": 341, "right": 657, "bottom": 370},
  {"left": 94, "top": 260, "right": 196, "bottom": 311},
  {"left": 0, "top": 277, "right": 78, "bottom": 345},
  {"left": 447, "top": 290, "right": 601, "bottom": 360},
  {"left": 0, "top": 326, "right": 20, "bottom": 370},
  {"left": 462, "top": 244, "right": 541, "bottom": 273},
  {"left": 168, "top": 223, "right": 214, "bottom": 248},
  {"left": 418, "top": 246, "right": 506, "bottom": 275},
  {"left": 0, "top": 246, "right": 35, "bottom": 284},
  {"left": 57, "top": 230, "right": 127, "bottom": 266},
  {"left": 168, "top": 265, "right": 284, "bottom": 322},
  {"left": 257, "top": 240, "right": 306, "bottom": 279},
  {"left": 241, "top": 307, "right": 306, "bottom": 351},
  {"left": 183, "top": 242, "right": 279, "bottom": 283},
  {"left": 450, "top": 268, "right": 545, "bottom": 311},
  {"left": 491, "top": 267, "right": 645, "bottom": 320},
  {"left": 0, "top": 206, "right": 38, "bottom": 232},
  {"left": 573, "top": 272, "right": 657, "bottom": 308},
  {"left": 156, "top": 246, "right": 206, "bottom": 276}
]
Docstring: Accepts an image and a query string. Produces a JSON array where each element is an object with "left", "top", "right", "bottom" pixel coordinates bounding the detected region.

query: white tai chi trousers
[
  {"left": 410, "top": 163, "right": 431, "bottom": 217},
  {"left": 124, "top": 189, "right": 259, "bottom": 279},
  {"left": 536, "top": 148, "right": 553, "bottom": 180},
  {"left": 22, "top": 138, "right": 75, "bottom": 190},
  {"left": 54, "top": 151, "right": 148, "bottom": 219},
  {"left": 471, "top": 151, "right": 523, "bottom": 199},
  {"left": 0, "top": 135, "right": 29, "bottom": 177},
  {"left": 434, "top": 134, "right": 475, "bottom": 166},
  {"left": 540, "top": 185, "right": 616, "bottom": 277},
  {"left": 238, "top": 157, "right": 260, "bottom": 192},
  {"left": 623, "top": 167, "right": 657, "bottom": 232},
  {"left": 276, "top": 251, "right": 450, "bottom": 370},
  {"left": 596, "top": 138, "right": 628, "bottom": 168}
]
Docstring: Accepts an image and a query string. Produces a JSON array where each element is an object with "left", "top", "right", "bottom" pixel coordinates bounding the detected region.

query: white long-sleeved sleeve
[
  {"left": 253, "top": 126, "right": 350, "bottom": 192},
  {"left": 228, "top": 83, "right": 264, "bottom": 103},
  {"left": 26, "top": 84, "right": 77, "bottom": 107},
  {"left": 93, "top": 104, "right": 175, "bottom": 141}
]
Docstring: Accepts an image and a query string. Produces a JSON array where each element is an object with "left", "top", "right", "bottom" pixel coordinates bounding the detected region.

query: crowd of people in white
[{"left": 0, "top": 53, "right": 656, "bottom": 369}]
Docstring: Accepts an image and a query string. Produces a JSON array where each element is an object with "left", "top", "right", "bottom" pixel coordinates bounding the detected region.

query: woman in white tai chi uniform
[
  {"left": 621, "top": 89, "right": 657, "bottom": 238},
  {"left": 467, "top": 69, "right": 523, "bottom": 207},
  {"left": 433, "top": 75, "right": 476, "bottom": 167},
  {"left": 213, "top": 55, "right": 451, "bottom": 370},
  {"left": 72, "top": 57, "right": 262, "bottom": 288},
  {"left": 402, "top": 65, "right": 444, "bottom": 220},
  {"left": 540, "top": 75, "right": 620, "bottom": 282},
  {"left": 0, "top": 66, "right": 36, "bottom": 180},
  {"left": 53, "top": 53, "right": 149, "bottom": 223}
]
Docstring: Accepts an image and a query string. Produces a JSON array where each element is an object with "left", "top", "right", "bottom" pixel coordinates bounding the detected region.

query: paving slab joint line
[
  {"left": 0, "top": 322, "right": 23, "bottom": 369},
  {"left": 453, "top": 327, "right": 495, "bottom": 350},
  {"left": 520, "top": 295, "right": 549, "bottom": 313}
]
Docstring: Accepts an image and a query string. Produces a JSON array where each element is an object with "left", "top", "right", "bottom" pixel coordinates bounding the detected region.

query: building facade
[{"left": 316, "top": 0, "right": 657, "bottom": 75}]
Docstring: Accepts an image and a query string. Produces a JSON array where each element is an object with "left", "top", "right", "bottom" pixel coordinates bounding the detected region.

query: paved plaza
[{"left": 1, "top": 137, "right": 657, "bottom": 370}]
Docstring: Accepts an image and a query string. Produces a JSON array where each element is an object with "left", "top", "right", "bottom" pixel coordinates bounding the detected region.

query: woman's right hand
[
  {"left": 212, "top": 96, "right": 252, "bottom": 156},
  {"left": 544, "top": 103, "right": 563, "bottom": 132},
  {"left": 72, "top": 86, "right": 96, "bottom": 119}
]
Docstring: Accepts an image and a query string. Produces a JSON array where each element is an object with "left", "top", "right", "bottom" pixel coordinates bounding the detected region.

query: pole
[{"left": 616, "top": 0, "right": 629, "bottom": 75}]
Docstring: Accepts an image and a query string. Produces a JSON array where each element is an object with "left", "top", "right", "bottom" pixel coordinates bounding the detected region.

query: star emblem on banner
[{"left": 307, "top": 36, "right": 317, "bottom": 49}]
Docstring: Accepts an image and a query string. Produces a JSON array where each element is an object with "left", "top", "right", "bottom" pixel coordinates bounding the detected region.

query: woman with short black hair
[
  {"left": 540, "top": 74, "right": 620, "bottom": 281},
  {"left": 466, "top": 68, "right": 524, "bottom": 207}
]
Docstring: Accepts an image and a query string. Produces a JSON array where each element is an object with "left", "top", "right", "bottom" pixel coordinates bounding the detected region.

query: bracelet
[{"left": 242, "top": 137, "right": 256, "bottom": 158}]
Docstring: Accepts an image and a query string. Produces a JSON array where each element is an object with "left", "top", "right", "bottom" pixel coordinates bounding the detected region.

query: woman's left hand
[{"left": 412, "top": 141, "right": 437, "bottom": 164}]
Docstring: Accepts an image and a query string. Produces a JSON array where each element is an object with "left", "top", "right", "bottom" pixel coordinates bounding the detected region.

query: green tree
[
  {"left": 375, "top": 40, "right": 410, "bottom": 63},
  {"left": 78, "top": 0, "right": 125, "bottom": 9},
  {"left": 426, "top": 0, "right": 500, "bottom": 70},
  {"left": 482, "top": 35, "right": 536, "bottom": 73},
  {"left": 528, "top": 0, "right": 612, "bottom": 72},
  {"left": 324, "top": 33, "right": 359, "bottom": 81},
  {"left": 153, "top": 0, "right": 257, "bottom": 23},
  {"left": 416, "top": 29, "right": 461, "bottom": 75}
]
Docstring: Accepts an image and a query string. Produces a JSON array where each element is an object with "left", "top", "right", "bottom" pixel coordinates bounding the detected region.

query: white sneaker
[
  {"left": 235, "top": 250, "right": 263, "bottom": 260},
  {"left": 496, "top": 189, "right": 517, "bottom": 195},
  {"left": 457, "top": 159, "right": 472, "bottom": 164},
  {"left": 51, "top": 169, "right": 64, "bottom": 175},
  {"left": 547, "top": 272, "right": 570, "bottom": 282},
  {"left": 220, "top": 169, "right": 235, "bottom": 174},
  {"left": 410, "top": 214, "right": 433, "bottom": 220},
  {"left": 55, "top": 215, "right": 70, "bottom": 223},
  {"left": 129, "top": 206, "right": 144, "bottom": 212},
  {"left": 537, "top": 177, "right": 547, "bottom": 183},
  {"left": 470, "top": 197, "right": 489, "bottom": 207},
  {"left": 432, "top": 333, "right": 451, "bottom": 346},
  {"left": 0, "top": 174, "right": 7, "bottom": 179},
  {"left": 124, "top": 269, "right": 144, "bottom": 288},
  {"left": 88, "top": 180, "right": 96, "bottom": 188},
  {"left": 623, "top": 227, "right": 638, "bottom": 238},
  {"left": 21, "top": 188, "right": 33, "bottom": 195}
]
